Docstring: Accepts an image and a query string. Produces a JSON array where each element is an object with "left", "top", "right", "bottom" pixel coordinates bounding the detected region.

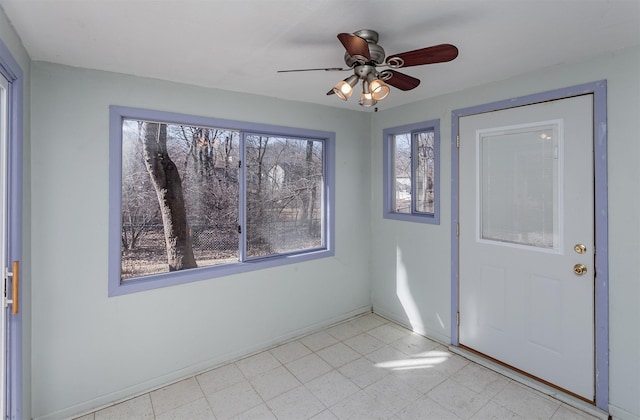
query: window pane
[
  {"left": 480, "top": 124, "right": 559, "bottom": 249},
  {"left": 414, "top": 131, "right": 435, "bottom": 214},
  {"left": 393, "top": 133, "right": 412, "bottom": 213},
  {"left": 121, "top": 119, "right": 240, "bottom": 280},
  {"left": 245, "top": 135, "right": 324, "bottom": 258}
]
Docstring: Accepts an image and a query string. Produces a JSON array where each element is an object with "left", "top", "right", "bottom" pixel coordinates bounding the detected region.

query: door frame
[
  {"left": 0, "top": 38, "right": 23, "bottom": 420},
  {"left": 450, "top": 81, "right": 608, "bottom": 411}
]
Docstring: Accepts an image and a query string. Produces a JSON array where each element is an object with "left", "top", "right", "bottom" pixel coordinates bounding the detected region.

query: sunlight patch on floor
[{"left": 374, "top": 350, "right": 450, "bottom": 371}]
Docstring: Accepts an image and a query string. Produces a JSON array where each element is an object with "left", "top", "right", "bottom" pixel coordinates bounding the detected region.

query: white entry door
[{"left": 458, "top": 94, "right": 594, "bottom": 400}]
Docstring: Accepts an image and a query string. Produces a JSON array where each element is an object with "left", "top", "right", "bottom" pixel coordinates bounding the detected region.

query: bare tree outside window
[
  {"left": 141, "top": 122, "right": 197, "bottom": 272},
  {"left": 121, "top": 120, "right": 240, "bottom": 279},
  {"left": 414, "top": 131, "right": 435, "bottom": 214},
  {"left": 393, "top": 133, "right": 412, "bottom": 213},
  {"left": 392, "top": 130, "right": 435, "bottom": 215},
  {"left": 121, "top": 121, "right": 159, "bottom": 252},
  {"left": 245, "top": 135, "right": 324, "bottom": 258}
]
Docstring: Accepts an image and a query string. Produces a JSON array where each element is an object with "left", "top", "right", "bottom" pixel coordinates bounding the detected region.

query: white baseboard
[
  {"left": 608, "top": 404, "right": 640, "bottom": 420},
  {"left": 40, "top": 305, "right": 372, "bottom": 420},
  {"left": 371, "top": 307, "right": 451, "bottom": 345}
]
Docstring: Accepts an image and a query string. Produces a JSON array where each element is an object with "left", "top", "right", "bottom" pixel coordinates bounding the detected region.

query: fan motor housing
[
  {"left": 344, "top": 44, "right": 385, "bottom": 66},
  {"left": 343, "top": 30, "right": 386, "bottom": 66},
  {"left": 353, "top": 29, "right": 379, "bottom": 43}
]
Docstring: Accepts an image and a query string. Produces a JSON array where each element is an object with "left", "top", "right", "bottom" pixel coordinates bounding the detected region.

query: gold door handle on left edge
[{"left": 11, "top": 261, "right": 18, "bottom": 315}]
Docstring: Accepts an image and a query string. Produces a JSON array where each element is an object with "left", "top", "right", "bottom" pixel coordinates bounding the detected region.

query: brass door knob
[{"left": 573, "top": 264, "right": 587, "bottom": 275}]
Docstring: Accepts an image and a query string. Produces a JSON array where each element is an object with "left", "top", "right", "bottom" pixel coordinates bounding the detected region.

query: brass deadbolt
[{"left": 573, "top": 264, "right": 587, "bottom": 275}]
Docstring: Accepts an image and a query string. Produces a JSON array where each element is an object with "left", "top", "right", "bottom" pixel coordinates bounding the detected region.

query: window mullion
[
  {"left": 238, "top": 131, "right": 248, "bottom": 262},
  {"left": 411, "top": 132, "right": 418, "bottom": 214}
]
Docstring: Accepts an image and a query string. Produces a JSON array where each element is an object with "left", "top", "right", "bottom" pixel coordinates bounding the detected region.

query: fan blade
[
  {"left": 386, "top": 44, "right": 458, "bottom": 68},
  {"left": 277, "top": 67, "right": 349, "bottom": 73},
  {"left": 383, "top": 70, "right": 421, "bottom": 91},
  {"left": 337, "top": 33, "right": 370, "bottom": 61}
]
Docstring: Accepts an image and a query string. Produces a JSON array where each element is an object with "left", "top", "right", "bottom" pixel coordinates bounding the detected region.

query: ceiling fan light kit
[
  {"left": 366, "top": 72, "right": 390, "bottom": 101},
  {"left": 278, "top": 29, "right": 459, "bottom": 108},
  {"left": 332, "top": 74, "right": 359, "bottom": 100},
  {"left": 359, "top": 80, "right": 377, "bottom": 107}
]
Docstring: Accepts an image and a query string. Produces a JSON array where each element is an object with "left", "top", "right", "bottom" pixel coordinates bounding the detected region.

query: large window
[
  {"left": 383, "top": 120, "right": 440, "bottom": 224},
  {"left": 109, "top": 106, "right": 334, "bottom": 295}
]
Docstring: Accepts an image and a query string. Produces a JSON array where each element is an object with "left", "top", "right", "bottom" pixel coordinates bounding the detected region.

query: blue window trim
[
  {"left": 108, "top": 105, "right": 335, "bottom": 296},
  {"left": 382, "top": 119, "right": 440, "bottom": 224}
]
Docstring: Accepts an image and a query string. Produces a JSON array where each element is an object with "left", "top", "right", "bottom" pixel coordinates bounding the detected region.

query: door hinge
[
  {"left": 456, "top": 312, "right": 460, "bottom": 326},
  {"left": 456, "top": 223, "right": 459, "bottom": 237},
  {"left": 4, "top": 266, "right": 12, "bottom": 302},
  {"left": 237, "top": 224, "right": 242, "bottom": 234},
  {"left": 238, "top": 160, "right": 242, "bottom": 168},
  {"left": 456, "top": 135, "right": 460, "bottom": 148}
]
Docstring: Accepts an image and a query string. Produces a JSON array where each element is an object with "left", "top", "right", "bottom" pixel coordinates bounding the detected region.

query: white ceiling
[{"left": 1, "top": 0, "right": 639, "bottom": 112}]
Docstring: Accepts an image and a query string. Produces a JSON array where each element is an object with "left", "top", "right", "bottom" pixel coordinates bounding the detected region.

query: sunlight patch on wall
[
  {"left": 396, "top": 246, "right": 423, "bottom": 331},
  {"left": 436, "top": 312, "right": 445, "bottom": 330}
]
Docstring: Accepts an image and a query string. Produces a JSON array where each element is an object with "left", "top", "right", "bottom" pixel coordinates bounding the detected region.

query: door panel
[{"left": 458, "top": 95, "right": 594, "bottom": 400}]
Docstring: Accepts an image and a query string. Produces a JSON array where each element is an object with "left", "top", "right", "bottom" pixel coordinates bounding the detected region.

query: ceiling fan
[{"left": 278, "top": 29, "right": 459, "bottom": 107}]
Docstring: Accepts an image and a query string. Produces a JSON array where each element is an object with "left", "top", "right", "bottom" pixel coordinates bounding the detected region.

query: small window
[
  {"left": 109, "top": 106, "right": 335, "bottom": 295},
  {"left": 383, "top": 120, "right": 440, "bottom": 224}
]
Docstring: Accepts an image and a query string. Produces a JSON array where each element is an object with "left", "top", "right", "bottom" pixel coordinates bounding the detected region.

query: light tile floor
[{"left": 75, "top": 313, "right": 600, "bottom": 420}]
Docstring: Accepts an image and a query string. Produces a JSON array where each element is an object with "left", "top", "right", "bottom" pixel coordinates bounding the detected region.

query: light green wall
[
  {"left": 0, "top": 7, "right": 31, "bottom": 420},
  {"left": 370, "top": 45, "right": 640, "bottom": 420},
  {"left": 29, "top": 62, "right": 373, "bottom": 419}
]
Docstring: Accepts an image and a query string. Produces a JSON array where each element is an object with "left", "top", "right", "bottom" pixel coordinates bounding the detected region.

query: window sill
[
  {"left": 109, "top": 247, "right": 334, "bottom": 296},
  {"left": 383, "top": 211, "right": 440, "bottom": 225}
]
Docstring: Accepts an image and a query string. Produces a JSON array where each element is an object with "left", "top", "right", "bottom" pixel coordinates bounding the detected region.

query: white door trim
[{"left": 450, "top": 81, "right": 609, "bottom": 411}]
